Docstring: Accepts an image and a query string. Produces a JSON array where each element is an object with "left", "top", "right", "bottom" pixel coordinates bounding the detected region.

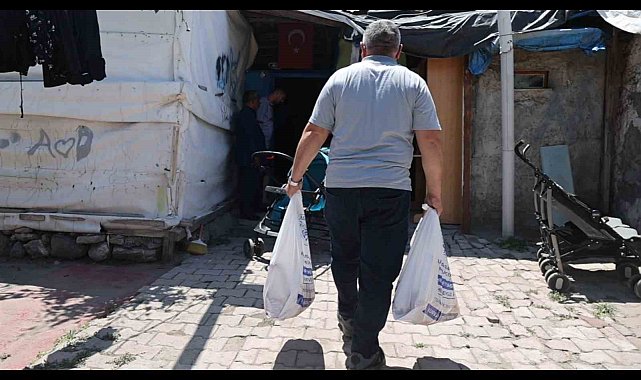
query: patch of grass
[
  {"left": 497, "top": 237, "right": 529, "bottom": 252},
  {"left": 555, "top": 313, "right": 574, "bottom": 320},
  {"left": 532, "top": 304, "right": 551, "bottom": 310},
  {"left": 548, "top": 291, "right": 569, "bottom": 303},
  {"left": 525, "top": 289, "right": 538, "bottom": 296},
  {"left": 593, "top": 303, "right": 617, "bottom": 319},
  {"left": 413, "top": 342, "right": 425, "bottom": 349},
  {"left": 35, "top": 351, "right": 47, "bottom": 360},
  {"left": 494, "top": 295, "right": 512, "bottom": 308},
  {"left": 54, "top": 329, "right": 79, "bottom": 348},
  {"left": 110, "top": 352, "right": 137, "bottom": 368}
]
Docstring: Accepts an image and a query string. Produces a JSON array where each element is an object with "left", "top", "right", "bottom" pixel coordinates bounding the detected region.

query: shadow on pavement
[
  {"left": 413, "top": 356, "right": 470, "bottom": 370},
  {"left": 274, "top": 339, "right": 325, "bottom": 369}
]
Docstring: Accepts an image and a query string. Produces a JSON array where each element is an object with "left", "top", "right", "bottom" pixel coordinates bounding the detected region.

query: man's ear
[
  {"left": 395, "top": 44, "right": 403, "bottom": 60},
  {"left": 360, "top": 42, "right": 367, "bottom": 58}
]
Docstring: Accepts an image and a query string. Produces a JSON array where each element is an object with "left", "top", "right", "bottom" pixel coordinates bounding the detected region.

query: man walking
[{"left": 285, "top": 20, "right": 443, "bottom": 369}]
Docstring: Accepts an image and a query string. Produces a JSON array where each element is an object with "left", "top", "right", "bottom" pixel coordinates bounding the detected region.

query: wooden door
[{"left": 414, "top": 57, "right": 464, "bottom": 224}]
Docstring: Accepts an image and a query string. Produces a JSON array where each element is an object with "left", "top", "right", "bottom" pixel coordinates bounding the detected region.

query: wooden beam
[
  {"left": 462, "top": 55, "right": 474, "bottom": 234},
  {"left": 161, "top": 227, "right": 180, "bottom": 263},
  {"left": 601, "top": 27, "right": 624, "bottom": 215},
  {"left": 178, "top": 199, "right": 236, "bottom": 232},
  {"left": 242, "top": 10, "right": 345, "bottom": 28}
]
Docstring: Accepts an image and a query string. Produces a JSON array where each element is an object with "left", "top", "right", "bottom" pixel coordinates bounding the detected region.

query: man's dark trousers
[
  {"left": 238, "top": 165, "right": 262, "bottom": 216},
  {"left": 324, "top": 187, "right": 410, "bottom": 358}
]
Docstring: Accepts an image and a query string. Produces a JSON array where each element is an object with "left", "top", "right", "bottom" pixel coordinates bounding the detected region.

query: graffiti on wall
[
  {"left": 215, "top": 47, "right": 240, "bottom": 99},
  {"left": 20, "top": 125, "right": 94, "bottom": 161},
  {"left": 216, "top": 47, "right": 242, "bottom": 124}
]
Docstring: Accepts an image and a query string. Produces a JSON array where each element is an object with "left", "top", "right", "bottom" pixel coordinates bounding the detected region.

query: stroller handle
[
  {"left": 251, "top": 150, "right": 325, "bottom": 192},
  {"left": 515, "top": 140, "right": 539, "bottom": 172},
  {"left": 252, "top": 150, "right": 294, "bottom": 162}
]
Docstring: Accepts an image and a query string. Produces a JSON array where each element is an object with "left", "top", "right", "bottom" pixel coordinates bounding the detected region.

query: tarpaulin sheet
[
  {"left": 0, "top": 11, "right": 257, "bottom": 231},
  {"left": 299, "top": 10, "right": 590, "bottom": 58},
  {"left": 469, "top": 27, "right": 605, "bottom": 75},
  {"left": 598, "top": 10, "right": 641, "bottom": 35}
]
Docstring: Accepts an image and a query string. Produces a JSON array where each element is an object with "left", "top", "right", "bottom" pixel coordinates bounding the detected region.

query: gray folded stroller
[{"left": 515, "top": 141, "right": 641, "bottom": 297}]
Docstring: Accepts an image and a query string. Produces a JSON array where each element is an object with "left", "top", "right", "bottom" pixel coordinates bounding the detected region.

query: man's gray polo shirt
[{"left": 309, "top": 55, "right": 441, "bottom": 191}]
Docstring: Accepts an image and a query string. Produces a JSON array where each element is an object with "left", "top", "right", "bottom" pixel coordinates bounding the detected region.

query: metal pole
[{"left": 498, "top": 10, "right": 515, "bottom": 237}]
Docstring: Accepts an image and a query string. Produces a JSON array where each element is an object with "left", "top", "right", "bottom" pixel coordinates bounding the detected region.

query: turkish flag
[{"left": 278, "top": 23, "right": 314, "bottom": 69}]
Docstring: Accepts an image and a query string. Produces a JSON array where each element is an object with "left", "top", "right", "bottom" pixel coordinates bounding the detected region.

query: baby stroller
[
  {"left": 243, "top": 148, "right": 329, "bottom": 259},
  {"left": 515, "top": 141, "right": 641, "bottom": 297}
]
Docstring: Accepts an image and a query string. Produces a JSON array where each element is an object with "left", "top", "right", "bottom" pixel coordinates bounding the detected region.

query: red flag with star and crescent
[{"left": 278, "top": 23, "right": 314, "bottom": 69}]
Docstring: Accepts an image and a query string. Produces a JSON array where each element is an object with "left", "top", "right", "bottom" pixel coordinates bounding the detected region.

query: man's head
[
  {"left": 361, "top": 20, "right": 402, "bottom": 59},
  {"left": 243, "top": 90, "right": 260, "bottom": 110},
  {"left": 268, "top": 88, "right": 287, "bottom": 105}
]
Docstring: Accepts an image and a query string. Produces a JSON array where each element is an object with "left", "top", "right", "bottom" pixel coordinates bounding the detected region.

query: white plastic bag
[
  {"left": 263, "top": 191, "right": 315, "bottom": 320},
  {"left": 392, "top": 208, "right": 460, "bottom": 325}
]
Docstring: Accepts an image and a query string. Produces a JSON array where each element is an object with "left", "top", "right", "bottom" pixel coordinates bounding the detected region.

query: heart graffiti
[
  {"left": 54, "top": 138, "right": 76, "bottom": 158},
  {"left": 27, "top": 126, "right": 94, "bottom": 161}
]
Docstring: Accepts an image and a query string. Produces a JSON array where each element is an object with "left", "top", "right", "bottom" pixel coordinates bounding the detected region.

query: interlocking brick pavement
[{"left": 26, "top": 218, "right": 641, "bottom": 370}]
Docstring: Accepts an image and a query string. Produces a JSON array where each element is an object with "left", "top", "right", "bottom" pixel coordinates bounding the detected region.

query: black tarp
[{"left": 301, "top": 10, "right": 596, "bottom": 58}]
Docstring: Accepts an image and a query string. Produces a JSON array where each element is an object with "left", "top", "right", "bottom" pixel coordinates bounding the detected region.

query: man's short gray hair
[{"left": 363, "top": 20, "right": 401, "bottom": 56}]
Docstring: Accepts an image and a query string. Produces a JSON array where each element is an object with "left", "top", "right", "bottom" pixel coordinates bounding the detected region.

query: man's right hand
[{"left": 425, "top": 194, "right": 443, "bottom": 216}]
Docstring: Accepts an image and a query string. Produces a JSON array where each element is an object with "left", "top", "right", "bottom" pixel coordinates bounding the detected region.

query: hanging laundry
[
  {"left": 0, "top": 10, "right": 106, "bottom": 87},
  {"left": 0, "top": 10, "right": 36, "bottom": 75}
]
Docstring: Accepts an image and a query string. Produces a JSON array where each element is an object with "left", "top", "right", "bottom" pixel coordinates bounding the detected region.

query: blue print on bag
[
  {"left": 424, "top": 303, "right": 442, "bottom": 320},
  {"left": 437, "top": 275, "right": 454, "bottom": 291},
  {"left": 303, "top": 266, "right": 312, "bottom": 276},
  {"left": 297, "top": 293, "right": 312, "bottom": 307}
]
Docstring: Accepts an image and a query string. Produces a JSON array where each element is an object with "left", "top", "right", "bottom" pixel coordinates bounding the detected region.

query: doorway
[
  {"left": 273, "top": 76, "right": 329, "bottom": 157},
  {"left": 411, "top": 57, "right": 465, "bottom": 225}
]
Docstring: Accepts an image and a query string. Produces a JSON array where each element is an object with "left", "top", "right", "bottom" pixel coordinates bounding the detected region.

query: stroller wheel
[
  {"left": 544, "top": 268, "right": 558, "bottom": 282},
  {"left": 616, "top": 261, "right": 640, "bottom": 280},
  {"left": 539, "top": 259, "right": 554, "bottom": 275},
  {"left": 244, "top": 239, "right": 255, "bottom": 259},
  {"left": 547, "top": 272, "right": 570, "bottom": 293},
  {"left": 255, "top": 238, "right": 265, "bottom": 257},
  {"left": 536, "top": 247, "right": 547, "bottom": 259},
  {"left": 628, "top": 274, "right": 641, "bottom": 298}
]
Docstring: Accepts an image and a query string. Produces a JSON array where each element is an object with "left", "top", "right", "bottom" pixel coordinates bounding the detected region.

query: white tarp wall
[{"left": 0, "top": 10, "right": 257, "bottom": 232}]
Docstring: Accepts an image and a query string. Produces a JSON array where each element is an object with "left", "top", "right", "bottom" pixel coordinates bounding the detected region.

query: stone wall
[
  {"left": 0, "top": 228, "right": 162, "bottom": 263},
  {"left": 470, "top": 48, "right": 606, "bottom": 237}
]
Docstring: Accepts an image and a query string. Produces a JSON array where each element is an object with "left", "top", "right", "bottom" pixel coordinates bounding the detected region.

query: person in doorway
[
  {"left": 257, "top": 88, "right": 287, "bottom": 150},
  {"left": 234, "top": 90, "right": 266, "bottom": 220},
  {"left": 257, "top": 88, "right": 287, "bottom": 207},
  {"left": 285, "top": 20, "right": 443, "bottom": 369}
]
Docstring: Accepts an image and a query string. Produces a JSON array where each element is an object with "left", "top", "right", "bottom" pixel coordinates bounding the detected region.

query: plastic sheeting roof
[
  {"left": 299, "top": 10, "right": 593, "bottom": 58},
  {"left": 299, "top": 10, "right": 640, "bottom": 59},
  {"left": 598, "top": 10, "right": 641, "bottom": 34}
]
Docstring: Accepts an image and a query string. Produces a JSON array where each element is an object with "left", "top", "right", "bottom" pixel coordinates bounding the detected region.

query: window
[{"left": 514, "top": 70, "right": 549, "bottom": 89}]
